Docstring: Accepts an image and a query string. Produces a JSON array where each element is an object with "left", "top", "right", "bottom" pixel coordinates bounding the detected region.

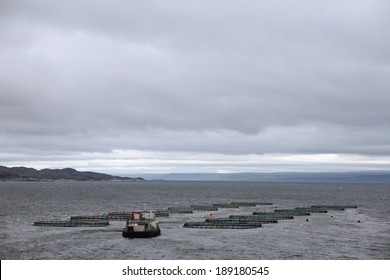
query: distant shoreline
[
  {"left": 137, "top": 171, "right": 390, "bottom": 183},
  {"left": 0, "top": 179, "right": 142, "bottom": 182},
  {"left": 0, "top": 165, "right": 144, "bottom": 181}
]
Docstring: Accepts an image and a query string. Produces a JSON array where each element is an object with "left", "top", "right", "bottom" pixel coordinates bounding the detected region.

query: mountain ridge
[{"left": 0, "top": 165, "right": 143, "bottom": 181}]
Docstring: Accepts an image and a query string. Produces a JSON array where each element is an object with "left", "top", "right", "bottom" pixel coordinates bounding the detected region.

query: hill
[{"left": 0, "top": 165, "right": 143, "bottom": 181}]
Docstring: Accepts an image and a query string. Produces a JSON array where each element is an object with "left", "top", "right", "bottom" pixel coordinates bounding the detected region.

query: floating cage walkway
[
  {"left": 310, "top": 205, "right": 358, "bottom": 211},
  {"left": 107, "top": 211, "right": 171, "bottom": 220},
  {"left": 183, "top": 222, "right": 261, "bottom": 229},
  {"left": 231, "top": 214, "right": 293, "bottom": 220},
  {"left": 167, "top": 207, "right": 194, "bottom": 214},
  {"left": 294, "top": 208, "right": 328, "bottom": 213},
  {"left": 206, "top": 217, "right": 277, "bottom": 224},
  {"left": 155, "top": 211, "right": 170, "bottom": 217},
  {"left": 229, "top": 202, "right": 257, "bottom": 207},
  {"left": 107, "top": 212, "right": 132, "bottom": 220},
  {"left": 190, "top": 205, "right": 219, "bottom": 211},
  {"left": 255, "top": 202, "right": 274, "bottom": 205},
  {"left": 34, "top": 220, "right": 109, "bottom": 227},
  {"left": 252, "top": 212, "right": 295, "bottom": 219},
  {"left": 71, "top": 215, "right": 108, "bottom": 221},
  {"left": 211, "top": 202, "right": 273, "bottom": 208},
  {"left": 273, "top": 210, "right": 311, "bottom": 216},
  {"left": 70, "top": 211, "right": 170, "bottom": 222},
  {"left": 230, "top": 202, "right": 273, "bottom": 206}
]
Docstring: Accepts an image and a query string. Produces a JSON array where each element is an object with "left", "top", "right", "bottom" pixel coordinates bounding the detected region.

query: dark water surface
[{"left": 0, "top": 181, "right": 389, "bottom": 259}]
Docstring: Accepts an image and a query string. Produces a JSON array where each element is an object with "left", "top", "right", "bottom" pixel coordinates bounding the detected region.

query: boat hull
[{"left": 122, "top": 229, "right": 161, "bottom": 238}]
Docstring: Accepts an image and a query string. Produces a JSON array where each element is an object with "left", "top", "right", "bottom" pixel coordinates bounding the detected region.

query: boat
[{"left": 122, "top": 211, "right": 161, "bottom": 238}]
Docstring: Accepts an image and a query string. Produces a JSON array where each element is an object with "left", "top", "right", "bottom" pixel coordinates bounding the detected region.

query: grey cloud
[{"left": 1, "top": 0, "right": 390, "bottom": 169}]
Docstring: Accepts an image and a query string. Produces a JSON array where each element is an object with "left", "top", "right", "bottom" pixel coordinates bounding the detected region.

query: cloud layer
[{"left": 1, "top": 0, "right": 390, "bottom": 172}]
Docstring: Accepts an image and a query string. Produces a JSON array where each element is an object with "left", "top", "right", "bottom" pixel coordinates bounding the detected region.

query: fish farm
[
  {"left": 33, "top": 202, "right": 358, "bottom": 232},
  {"left": 182, "top": 204, "right": 359, "bottom": 229}
]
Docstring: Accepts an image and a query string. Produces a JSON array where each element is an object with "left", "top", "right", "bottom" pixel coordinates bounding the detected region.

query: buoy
[
  {"left": 357, "top": 220, "right": 361, "bottom": 223},
  {"left": 306, "top": 219, "right": 309, "bottom": 222}
]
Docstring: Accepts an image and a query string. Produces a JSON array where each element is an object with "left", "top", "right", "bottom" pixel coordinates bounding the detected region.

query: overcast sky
[{"left": 1, "top": 0, "right": 390, "bottom": 174}]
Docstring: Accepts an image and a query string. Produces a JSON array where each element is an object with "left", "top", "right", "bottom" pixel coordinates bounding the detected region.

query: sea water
[{"left": 0, "top": 180, "right": 389, "bottom": 259}]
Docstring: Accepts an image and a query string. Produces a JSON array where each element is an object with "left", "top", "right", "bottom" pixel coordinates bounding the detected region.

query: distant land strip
[
  {"left": 141, "top": 171, "right": 390, "bottom": 183},
  {"left": 0, "top": 165, "right": 143, "bottom": 181}
]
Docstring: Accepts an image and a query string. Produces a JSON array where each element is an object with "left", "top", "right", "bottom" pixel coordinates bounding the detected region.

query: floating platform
[
  {"left": 154, "top": 211, "right": 170, "bottom": 217},
  {"left": 34, "top": 220, "right": 109, "bottom": 227},
  {"left": 254, "top": 202, "right": 274, "bottom": 205},
  {"left": 229, "top": 202, "right": 257, "bottom": 207},
  {"left": 71, "top": 211, "right": 169, "bottom": 221},
  {"left": 230, "top": 214, "right": 292, "bottom": 221},
  {"left": 274, "top": 210, "right": 311, "bottom": 216},
  {"left": 311, "top": 205, "right": 357, "bottom": 210},
  {"left": 311, "top": 205, "right": 357, "bottom": 208},
  {"left": 252, "top": 212, "right": 295, "bottom": 219},
  {"left": 183, "top": 222, "right": 261, "bottom": 229},
  {"left": 70, "top": 215, "right": 108, "bottom": 221},
  {"left": 294, "top": 207, "right": 328, "bottom": 213},
  {"left": 107, "top": 212, "right": 132, "bottom": 220},
  {"left": 205, "top": 219, "right": 264, "bottom": 226},
  {"left": 206, "top": 217, "right": 277, "bottom": 224},
  {"left": 167, "top": 207, "right": 194, "bottom": 214},
  {"left": 190, "top": 205, "right": 219, "bottom": 211},
  {"left": 230, "top": 214, "right": 287, "bottom": 220}
]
